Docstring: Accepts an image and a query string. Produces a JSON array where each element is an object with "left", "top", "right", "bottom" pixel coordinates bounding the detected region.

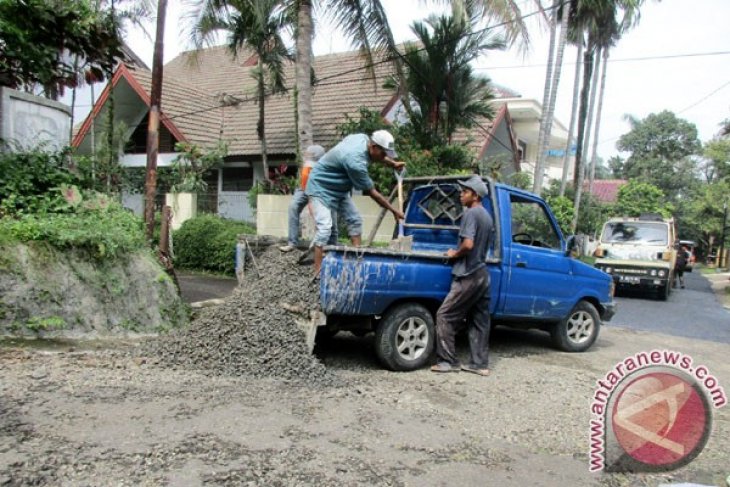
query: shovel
[{"left": 389, "top": 168, "right": 413, "bottom": 252}]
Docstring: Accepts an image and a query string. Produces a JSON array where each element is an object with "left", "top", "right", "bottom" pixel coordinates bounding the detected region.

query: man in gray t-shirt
[{"left": 431, "top": 175, "right": 494, "bottom": 376}]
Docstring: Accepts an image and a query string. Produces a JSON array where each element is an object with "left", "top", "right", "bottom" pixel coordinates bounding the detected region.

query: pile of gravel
[{"left": 143, "top": 245, "right": 339, "bottom": 386}]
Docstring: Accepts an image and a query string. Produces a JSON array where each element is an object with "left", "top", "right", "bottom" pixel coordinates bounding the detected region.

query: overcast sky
[{"left": 121, "top": 0, "right": 730, "bottom": 161}]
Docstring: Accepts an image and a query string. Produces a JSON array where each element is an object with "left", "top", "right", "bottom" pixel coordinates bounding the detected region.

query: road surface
[{"left": 610, "top": 270, "right": 730, "bottom": 343}]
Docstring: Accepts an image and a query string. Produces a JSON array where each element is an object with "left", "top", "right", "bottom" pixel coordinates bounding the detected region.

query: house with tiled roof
[
  {"left": 71, "top": 45, "right": 567, "bottom": 221},
  {"left": 584, "top": 179, "right": 627, "bottom": 203}
]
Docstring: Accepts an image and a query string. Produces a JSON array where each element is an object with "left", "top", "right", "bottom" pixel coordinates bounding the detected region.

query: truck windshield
[{"left": 600, "top": 222, "right": 668, "bottom": 245}]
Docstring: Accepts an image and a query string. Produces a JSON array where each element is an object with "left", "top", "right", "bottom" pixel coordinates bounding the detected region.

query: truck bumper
[{"left": 601, "top": 301, "right": 617, "bottom": 322}]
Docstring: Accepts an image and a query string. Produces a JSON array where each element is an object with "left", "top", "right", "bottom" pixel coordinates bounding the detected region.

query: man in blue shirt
[
  {"left": 431, "top": 175, "right": 494, "bottom": 376},
  {"left": 305, "top": 130, "right": 405, "bottom": 275}
]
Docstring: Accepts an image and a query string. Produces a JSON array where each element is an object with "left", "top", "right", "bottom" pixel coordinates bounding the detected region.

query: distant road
[{"left": 610, "top": 270, "right": 730, "bottom": 343}]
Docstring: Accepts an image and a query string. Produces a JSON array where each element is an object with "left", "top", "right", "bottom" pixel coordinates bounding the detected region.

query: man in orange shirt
[{"left": 279, "top": 145, "right": 336, "bottom": 252}]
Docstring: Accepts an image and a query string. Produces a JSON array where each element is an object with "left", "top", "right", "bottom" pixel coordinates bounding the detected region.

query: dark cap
[{"left": 457, "top": 175, "right": 488, "bottom": 198}]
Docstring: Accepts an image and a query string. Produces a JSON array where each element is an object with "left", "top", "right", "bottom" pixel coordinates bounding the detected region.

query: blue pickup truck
[{"left": 319, "top": 176, "right": 615, "bottom": 371}]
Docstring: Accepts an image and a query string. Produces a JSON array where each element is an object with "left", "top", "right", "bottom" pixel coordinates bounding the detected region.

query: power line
[
  {"left": 474, "top": 50, "right": 730, "bottom": 71},
  {"left": 677, "top": 79, "right": 730, "bottom": 114},
  {"left": 596, "top": 79, "right": 730, "bottom": 146}
]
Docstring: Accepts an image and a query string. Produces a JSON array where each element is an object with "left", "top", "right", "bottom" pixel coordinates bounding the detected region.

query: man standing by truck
[
  {"left": 305, "top": 130, "right": 405, "bottom": 276},
  {"left": 432, "top": 175, "right": 494, "bottom": 376}
]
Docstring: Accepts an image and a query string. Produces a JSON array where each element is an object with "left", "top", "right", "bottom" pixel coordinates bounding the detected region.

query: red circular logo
[{"left": 611, "top": 370, "right": 711, "bottom": 469}]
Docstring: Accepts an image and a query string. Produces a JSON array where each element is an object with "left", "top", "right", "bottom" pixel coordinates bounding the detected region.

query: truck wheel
[
  {"left": 550, "top": 301, "right": 600, "bottom": 353},
  {"left": 375, "top": 303, "right": 434, "bottom": 371}
]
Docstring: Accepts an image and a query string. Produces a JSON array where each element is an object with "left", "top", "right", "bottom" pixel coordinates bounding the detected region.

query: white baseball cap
[{"left": 371, "top": 130, "right": 397, "bottom": 158}]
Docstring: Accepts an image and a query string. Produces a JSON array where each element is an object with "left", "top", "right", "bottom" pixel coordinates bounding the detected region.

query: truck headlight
[
  {"left": 658, "top": 270, "right": 666, "bottom": 278},
  {"left": 650, "top": 269, "right": 657, "bottom": 276},
  {"left": 604, "top": 267, "right": 612, "bottom": 274}
]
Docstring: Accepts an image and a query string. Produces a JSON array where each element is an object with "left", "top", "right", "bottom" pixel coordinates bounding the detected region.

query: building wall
[
  {"left": 0, "top": 88, "right": 71, "bottom": 151},
  {"left": 256, "top": 195, "right": 397, "bottom": 243}
]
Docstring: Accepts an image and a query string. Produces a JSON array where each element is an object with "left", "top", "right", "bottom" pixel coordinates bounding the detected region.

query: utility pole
[
  {"left": 720, "top": 200, "right": 728, "bottom": 268},
  {"left": 144, "top": 0, "right": 168, "bottom": 241}
]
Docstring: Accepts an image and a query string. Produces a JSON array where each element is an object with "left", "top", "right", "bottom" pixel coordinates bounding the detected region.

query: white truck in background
[{"left": 593, "top": 214, "right": 678, "bottom": 300}]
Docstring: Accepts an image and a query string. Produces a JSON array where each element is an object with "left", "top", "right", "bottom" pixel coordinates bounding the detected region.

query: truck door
[{"left": 500, "top": 193, "right": 574, "bottom": 318}]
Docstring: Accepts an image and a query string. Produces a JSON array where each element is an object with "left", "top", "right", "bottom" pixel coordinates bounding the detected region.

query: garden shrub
[
  {"left": 0, "top": 148, "right": 81, "bottom": 215},
  {"left": 0, "top": 204, "right": 146, "bottom": 259},
  {"left": 173, "top": 215, "right": 255, "bottom": 274}
]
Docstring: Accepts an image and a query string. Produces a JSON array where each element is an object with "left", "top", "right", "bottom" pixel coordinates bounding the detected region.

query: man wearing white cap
[
  {"left": 431, "top": 175, "right": 494, "bottom": 376},
  {"left": 305, "top": 130, "right": 406, "bottom": 276}
]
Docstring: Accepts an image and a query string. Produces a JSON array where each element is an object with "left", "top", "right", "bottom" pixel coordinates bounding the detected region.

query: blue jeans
[
  {"left": 310, "top": 196, "right": 362, "bottom": 247},
  {"left": 288, "top": 189, "right": 339, "bottom": 246}
]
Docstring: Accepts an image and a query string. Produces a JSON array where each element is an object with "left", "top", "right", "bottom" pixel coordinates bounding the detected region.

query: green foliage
[
  {"left": 25, "top": 316, "right": 66, "bottom": 333},
  {"left": 612, "top": 179, "right": 673, "bottom": 218},
  {"left": 615, "top": 111, "right": 701, "bottom": 198},
  {"left": 386, "top": 12, "right": 504, "bottom": 142},
  {"left": 0, "top": 148, "right": 81, "bottom": 215},
  {"left": 546, "top": 195, "right": 574, "bottom": 235},
  {"left": 0, "top": 0, "right": 123, "bottom": 97},
  {"left": 678, "top": 179, "right": 730, "bottom": 249},
  {"left": 170, "top": 141, "right": 228, "bottom": 193},
  {"left": 0, "top": 203, "right": 146, "bottom": 259},
  {"left": 173, "top": 215, "right": 255, "bottom": 274},
  {"left": 702, "top": 138, "right": 730, "bottom": 182},
  {"left": 504, "top": 171, "right": 532, "bottom": 190},
  {"left": 545, "top": 181, "right": 609, "bottom": 236}
]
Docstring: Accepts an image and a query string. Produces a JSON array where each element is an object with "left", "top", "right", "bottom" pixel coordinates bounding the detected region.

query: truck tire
[
  {"left": 550, "top": 301, "right": 600, "bottom": 353},
  {"left": 375, "top": 303, "right": 435, "bottom": 371}
]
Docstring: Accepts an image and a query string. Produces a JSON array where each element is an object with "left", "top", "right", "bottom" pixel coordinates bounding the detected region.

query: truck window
[
  {"left": 600, "top": 222, "right": 668, "bottom": 245},
  {"left": 510, "top": 196, "right": 561, "bottom": 249}
]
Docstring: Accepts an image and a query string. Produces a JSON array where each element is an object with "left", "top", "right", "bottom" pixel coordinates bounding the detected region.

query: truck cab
[{"left": 594, "top": 214, "right": 677, "bottom": 300}]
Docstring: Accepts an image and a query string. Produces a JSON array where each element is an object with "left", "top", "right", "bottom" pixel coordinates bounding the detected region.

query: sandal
[
  {"left": 430, "top": 362, "right": 460, "bottom": 373},
  {"left": 461, "top": 365, "right": 490, "bottom": 376}
]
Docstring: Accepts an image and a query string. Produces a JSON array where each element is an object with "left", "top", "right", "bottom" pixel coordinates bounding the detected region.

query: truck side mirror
[{"left": 565, "top": 235, "right": 577, "bottom": 257}]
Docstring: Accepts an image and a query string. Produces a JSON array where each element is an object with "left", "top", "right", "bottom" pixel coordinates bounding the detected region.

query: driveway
[{"left": 611, "top": 270, "right": 730, "bottom": 343}]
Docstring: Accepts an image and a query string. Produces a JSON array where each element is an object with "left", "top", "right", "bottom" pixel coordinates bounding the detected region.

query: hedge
[{"left": 173, "top": 215, "right": 255, "bottom": 274}]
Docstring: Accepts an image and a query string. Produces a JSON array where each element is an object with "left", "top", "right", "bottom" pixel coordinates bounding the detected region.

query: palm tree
[
  {"left": 588, "top": 46, "right": 609, "bottom": 192},
  {"left": 570, "top": 0, "right": 645, "bottom": 233},
  {"left": 290, "top": 0, "right": 537, "bottom": 156},
  {"left": 190, "top": 0, "right": 294, "bottom": 181},
  {"left": 391, "top": 12, "right": 504, "bottom": 144},
  {"left": 532, "top": 0, "right": 570, "bottom": 194},
  {"left": 559, "top": 40, "right": 582, "bottom": 196}
]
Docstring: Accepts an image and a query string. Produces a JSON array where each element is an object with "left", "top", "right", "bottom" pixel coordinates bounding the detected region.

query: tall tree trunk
[
  {"left": 90, "top": 83, "right": 96, "bottom": 186},
  {"left": 534, "top": 1, "right": 570, "bottom": 195},
  {"left": 532, "top": 0, "right": 558, "bottom": 195},
  {"left": 295, "top": 0, "right": 314, "bottom": 158},
  {"left": 559, "top": 41, "right": 582, "bottom": 197},
  {"left": 257, "top": 60, "right": 269, "bottom": 182},
  {"left": 581, "top": 46, "right": 601, "bottom": 186},
  {"left": 570, "top": 41, "right": 596, "bottom": 233},
  {"left": 69, "top": 55, "right": 80, "bottom": 144},
  {"left": 144, "top": 0, "right": 167, "bottom": 241},
  {"left": 589, "top": 47, "right": 609, "bottom": 192}
]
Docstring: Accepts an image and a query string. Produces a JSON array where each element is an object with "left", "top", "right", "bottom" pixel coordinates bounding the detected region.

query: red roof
[{"left": 584, "top": 179, "right": 627, "bottom": 203}]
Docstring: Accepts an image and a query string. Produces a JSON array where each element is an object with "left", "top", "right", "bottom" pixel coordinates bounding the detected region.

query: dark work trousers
[{"left": 435, "top": 267, "right": 491, "bottom": 368}]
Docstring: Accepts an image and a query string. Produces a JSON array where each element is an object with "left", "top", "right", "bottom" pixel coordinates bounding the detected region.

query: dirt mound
[{"left": 144, "top": 246, "right": 339, "bottom": 386}]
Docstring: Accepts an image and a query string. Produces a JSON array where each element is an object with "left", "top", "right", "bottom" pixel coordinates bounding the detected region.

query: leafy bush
[
  {"left": 173, "top": 215, "right": 255, "bottom": 274},
  {"left": 0, "top": 204, "right": 146, "bottom": 259},
  {"left": 0, "top": 148, "right": 82, "bottom": 216}
]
